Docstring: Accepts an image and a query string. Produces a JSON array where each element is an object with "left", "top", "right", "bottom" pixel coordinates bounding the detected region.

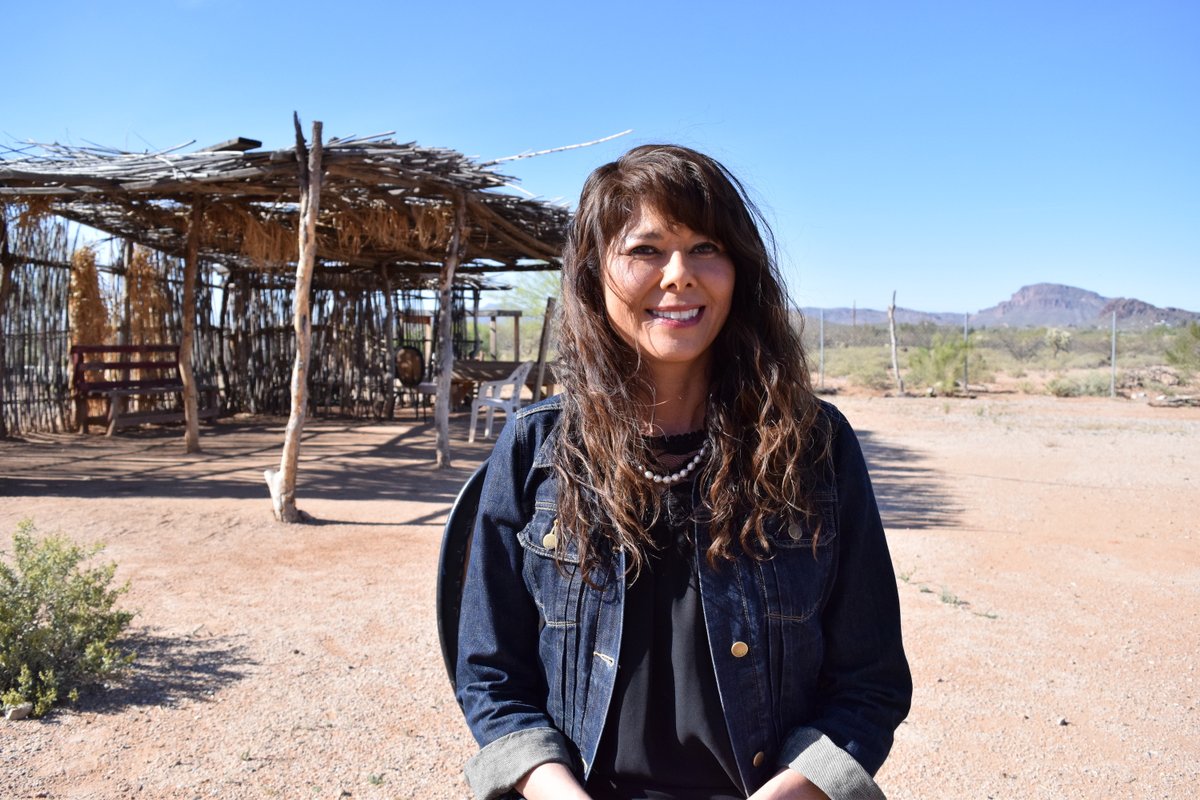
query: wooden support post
[
  {"left": 513, "top": 313, "right": 521, "bottom": 361},
  {"left": 265, "top": 115, "right": 323, "bottom": 522},
  {"left": 489, "top": 315, "right": 498, "bottom": 359},
  {"left": 380, "top": 264, "right": 397, "bottom": 418},
  {"left": 471, "top": 288, "right": 481, "bottom": 358},
  {"left": 0, "top": 216, "right": 13, "bottom": 439},
  {"left": 180, "top": 205, "right": 203, "bottom": 453},
  {"left": 434, "top": 192, "right": 468, "bottom": 470},
  {"left": 888, "top": 290, "right": 905, "bottom": 396},
  {"left": 533, "top": 296, "right": 556, "bottom": 402},
  {"left": 120, "top": 240, "right": 133, "bottom": 347},
  {"left": 233, "top": 273, "right": 249, "bottom": 411},
  {"left": 216, "top": 270, "right": 232, "bottom": 409}
]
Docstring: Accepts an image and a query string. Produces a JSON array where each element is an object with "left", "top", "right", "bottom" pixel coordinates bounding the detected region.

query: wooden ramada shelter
[{"left": 0, "top": 118, "right": 569, "bottom": 521}]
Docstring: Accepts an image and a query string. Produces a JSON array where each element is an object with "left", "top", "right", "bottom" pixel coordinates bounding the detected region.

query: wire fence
[{"left": 799, "top": 312, "right": 1198, "bottom": 398}]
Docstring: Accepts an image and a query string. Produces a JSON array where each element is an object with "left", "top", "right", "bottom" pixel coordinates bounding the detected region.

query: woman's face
[{"left": 602, "top": 203, "right": 735, "bottom": 380}]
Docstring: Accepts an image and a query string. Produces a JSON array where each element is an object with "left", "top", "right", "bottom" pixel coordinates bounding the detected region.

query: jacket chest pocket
[
  {"left": 517, "top": 508, "right": 584, "bottom": 627},
  {"left": 760, "top": 491, "right": 839, "bottom": 628},
  {"left": 517, "top": 508, "right": 590, "bottom": 725}
]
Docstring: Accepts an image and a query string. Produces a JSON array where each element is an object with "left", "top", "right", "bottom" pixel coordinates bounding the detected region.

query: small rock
[
  {"left": 5, "top": 702, "right": 34, "bottom": 721},
  {"left": 1057, "top": 717, "right": 1069, "bottom": 726}
]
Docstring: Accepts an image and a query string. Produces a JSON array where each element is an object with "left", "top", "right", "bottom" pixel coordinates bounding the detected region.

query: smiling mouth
[{"left": 648, "top": 307, "right": 702, "bottom": 321}]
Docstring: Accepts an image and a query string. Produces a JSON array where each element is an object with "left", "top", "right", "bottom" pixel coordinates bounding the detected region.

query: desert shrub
[
  {"left": 1045, "top": 328, "right": 1073, "bottom": 358},
  {"left": 824, "top": 346, "right": 894, "bottom": 390},
  {"left": 1046, "top": 372, "right": 1111, "bottom": 398},
  {"left": 907, "top": 333, "right": 984, "bottom": 395},
  {"left": 991, "top": 328, "right": 1044, "bottom": 362},
  {"left": 1165, "top": 322, "right": 1200, "bottom": 376},
  {"left": 1046, "top": 377, "right": 1079, "bottom": 397},
  {"left": 0, "top": 520, "right": 135, "bottom": 717}
]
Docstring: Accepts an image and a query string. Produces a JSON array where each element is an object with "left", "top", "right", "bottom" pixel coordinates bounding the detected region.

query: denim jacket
[{"left": 456, "top": 397, "right": 911, "bottom": 800}]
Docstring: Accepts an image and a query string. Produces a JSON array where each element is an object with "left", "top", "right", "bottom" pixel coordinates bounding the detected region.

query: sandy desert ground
[{"left": 1, "top": 394, "right": 1198, "bottom": 799}]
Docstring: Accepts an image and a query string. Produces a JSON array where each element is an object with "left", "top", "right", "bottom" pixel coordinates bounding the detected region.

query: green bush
[
  {"left": 0, "top": 520, "right": 135, "bottom": 717},
  {"left": 907, "top": 332, "right": 980, "bottom": 395}
]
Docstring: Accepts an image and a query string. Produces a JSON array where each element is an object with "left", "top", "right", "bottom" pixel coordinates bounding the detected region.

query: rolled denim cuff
[
  {"left": 465, "top": 727, "right": 575, "bottom": 800},
  {"left": 779, "top": 727, "right": 887, "bottom": 800}
]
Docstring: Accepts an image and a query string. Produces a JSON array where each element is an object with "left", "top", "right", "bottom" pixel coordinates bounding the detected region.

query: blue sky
[{"left": 4, "top": 0, "right": 1197, "bottom": 313}]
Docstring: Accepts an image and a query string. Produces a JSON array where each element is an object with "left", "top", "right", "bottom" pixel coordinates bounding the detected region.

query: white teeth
[{"left": 650, "top": 308, "right": 700, "bottom": 321}]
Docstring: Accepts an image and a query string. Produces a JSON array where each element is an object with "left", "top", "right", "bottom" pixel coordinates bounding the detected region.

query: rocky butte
[{"left": 803, "top": 284, "right": 1200, "bottom": 330}]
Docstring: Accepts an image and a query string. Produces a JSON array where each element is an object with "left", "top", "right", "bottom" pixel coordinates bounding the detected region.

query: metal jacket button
[
  {"left": 731, "top": 641, "right": 749, "bottom": 658},
  {"left": 788, "top": 521, "right": 804, "bottom": 540},
  {"left": 542, "top": 531, "right": 558, "bottom": 549},
  {"left": 752, "top": 751, "right": 766, "bottom": 767}
]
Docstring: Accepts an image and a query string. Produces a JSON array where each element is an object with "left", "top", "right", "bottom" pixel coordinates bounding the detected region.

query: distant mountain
[
  {"left": 973, "top": 284, "right": 1199, "bottom": 329},
  {"left": 971, "top": 283, "right": 1109, "bottom": 327},
  {"left": 799, "top": 306, "right": 964, "bottom": 327},
  {"left": 802, "top": 284, "right": 1200, "bottom": 330}
]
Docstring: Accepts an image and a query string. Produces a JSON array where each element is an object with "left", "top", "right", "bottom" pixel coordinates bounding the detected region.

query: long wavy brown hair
[{"left": 553, "top": 144, "right": 830, "bottom": 579}]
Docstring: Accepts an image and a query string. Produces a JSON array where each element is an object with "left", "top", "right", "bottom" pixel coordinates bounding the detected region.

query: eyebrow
[{"left": 621, "top": 228, "right": 666, "bottom": 242}]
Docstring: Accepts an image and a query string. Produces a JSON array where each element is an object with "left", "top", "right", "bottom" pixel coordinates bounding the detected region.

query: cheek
[
  {"left": 602, "top": 262, "right": 645, "bottom": 317},
  {"left": 709, "top": 262, "right": 736, "bottom": 318},
  {"left": 601, "top": 271, "right": 641, "bottom": 344}
]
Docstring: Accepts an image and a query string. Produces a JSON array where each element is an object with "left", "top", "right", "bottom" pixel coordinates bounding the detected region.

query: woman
[{"left": 456, "top": 145, "right": 911, "bottom": 800}]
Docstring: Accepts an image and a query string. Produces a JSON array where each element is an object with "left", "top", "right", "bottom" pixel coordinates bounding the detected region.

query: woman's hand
[
  {"left": 515, "top": 761, "right": 594, "bottom": 800},
  {"left": 746, "top": 768, "right": 831, "bottom": 800}
]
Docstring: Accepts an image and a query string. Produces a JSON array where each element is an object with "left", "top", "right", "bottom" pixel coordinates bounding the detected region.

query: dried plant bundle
[{"left": 69, "top": 247, "right": 109, "bottom": 347}]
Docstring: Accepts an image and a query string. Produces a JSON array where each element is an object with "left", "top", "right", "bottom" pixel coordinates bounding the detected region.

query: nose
[{"left": 659, "top": 249, "right": 696, "bottom": 291}]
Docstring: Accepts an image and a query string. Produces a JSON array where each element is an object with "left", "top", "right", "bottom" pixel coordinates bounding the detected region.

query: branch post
[
  {"left": 180, "top": 203, "right": 202, "bottom": 453},
  {"left": 434, "top": 192, "right": 468, "bottom": 469},
  {"left": 888, "top": 290, "right": 905, "bottom": 395},
  {"left": 266, "top": 115, "right": 323, "bottom": 522}
]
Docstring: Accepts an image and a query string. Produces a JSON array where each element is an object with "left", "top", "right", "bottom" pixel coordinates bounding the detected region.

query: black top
[{"left": 587, "top": 432, "right": 743, "bottom": 800}]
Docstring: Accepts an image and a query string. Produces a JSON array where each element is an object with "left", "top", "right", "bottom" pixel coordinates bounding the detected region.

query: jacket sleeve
[
  {"left": 778, "top": 409, "right": 912, "bottom": 799},
  {"left": 455, "top": 416, "right": 576, "bottom": 800}
]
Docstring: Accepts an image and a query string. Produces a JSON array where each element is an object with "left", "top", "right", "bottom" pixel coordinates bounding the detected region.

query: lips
[{"left": 648, "top": 307, "right": 702, "bottom": 322}]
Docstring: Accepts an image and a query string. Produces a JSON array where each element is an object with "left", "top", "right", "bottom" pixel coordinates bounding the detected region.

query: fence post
[
  {"left": 819, "top": 308, "right": 825, "bottom": 390},
  {"left": 888, "top": 291, "right": 904, "bottom": 395},
  {"left": 1110, "top": 310, "right": 1117, "bottom": 398},
  {"left": 963, "top": 313, "right": 969, "bottom": 392}
]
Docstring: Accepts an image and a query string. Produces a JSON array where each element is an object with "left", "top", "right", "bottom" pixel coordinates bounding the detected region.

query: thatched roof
[{"left": 0, "top": 132, "right": 569, "bottom": 285}]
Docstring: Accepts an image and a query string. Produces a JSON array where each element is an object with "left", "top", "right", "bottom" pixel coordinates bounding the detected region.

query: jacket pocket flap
[{"left": 517, "top": 511, "right": 581, "bottom": 564}]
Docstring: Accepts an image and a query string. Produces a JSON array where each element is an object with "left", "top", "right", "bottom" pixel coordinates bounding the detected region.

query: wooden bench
[{"left": 70, "top": 344, "right": 219, "bottom": 435}]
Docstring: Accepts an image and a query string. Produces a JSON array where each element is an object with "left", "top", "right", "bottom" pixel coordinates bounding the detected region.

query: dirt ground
[{"left": 1, "top": 395, "right": 1197, "bottom": 800}]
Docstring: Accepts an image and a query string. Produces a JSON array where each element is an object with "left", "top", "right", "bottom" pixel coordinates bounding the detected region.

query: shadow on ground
[
  {"left": 0, "top": 414, "right": 490, "bottom": 510},
  {"left": 74, "top": 630, "right": 257, "bottom": 715},
  {"left": 855, "top": 428, "right": 960, "bottom": 531},
  {"left": 2, "top": 416, "right": 961, "bottom": 532}
]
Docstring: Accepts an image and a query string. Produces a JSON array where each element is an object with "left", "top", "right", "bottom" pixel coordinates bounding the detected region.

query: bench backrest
[{"left": 70, "top": 344, "right": 182, "bottom": 394}]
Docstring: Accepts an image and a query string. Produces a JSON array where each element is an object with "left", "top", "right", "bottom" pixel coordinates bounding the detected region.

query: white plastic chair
[{"left": 468, "top": 362, "right": 533, "bottom": 442}]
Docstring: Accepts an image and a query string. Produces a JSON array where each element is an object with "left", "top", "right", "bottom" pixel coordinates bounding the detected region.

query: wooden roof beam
[{"left": 198, "top": 137, "right": 263, "bottom": 153}]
